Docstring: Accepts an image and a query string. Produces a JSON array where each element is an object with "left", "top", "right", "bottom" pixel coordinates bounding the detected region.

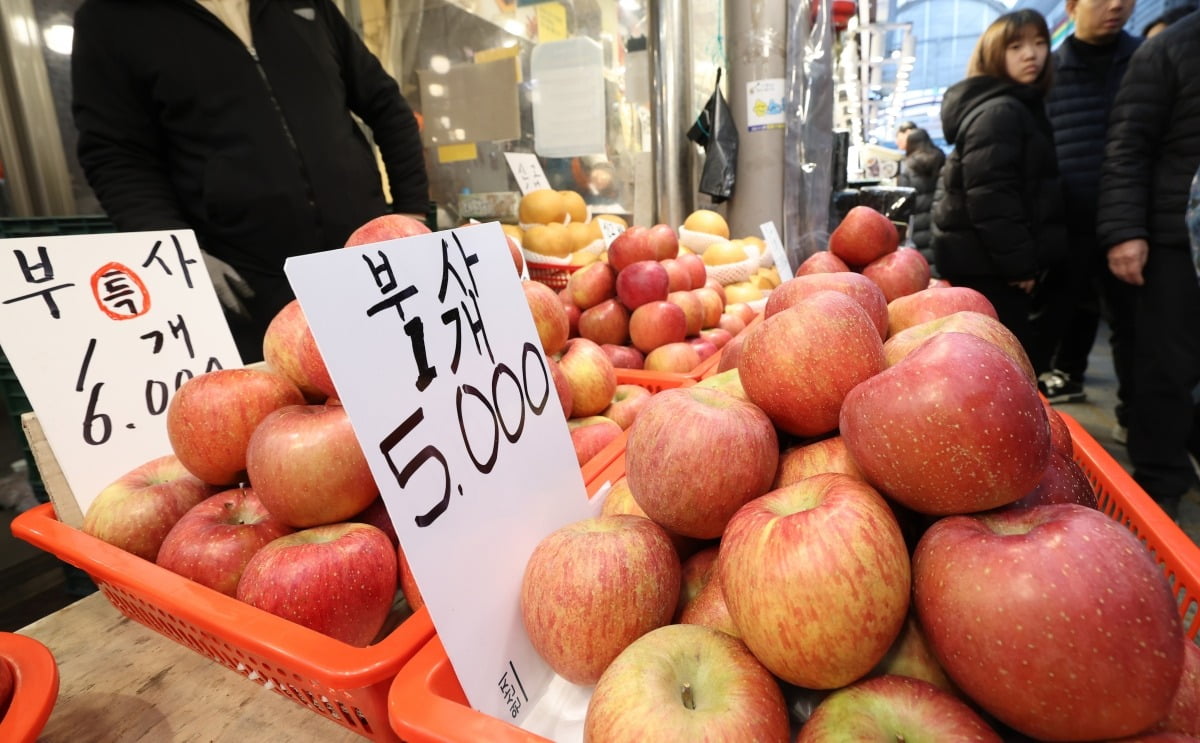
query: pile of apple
[{"left": 518, "top": 208, "right": 1199, "bottom": 741}]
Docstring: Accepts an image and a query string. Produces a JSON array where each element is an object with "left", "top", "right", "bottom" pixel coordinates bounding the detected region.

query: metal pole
[{"left": 648, "top": 0, "right": 692, "bottom": 228}]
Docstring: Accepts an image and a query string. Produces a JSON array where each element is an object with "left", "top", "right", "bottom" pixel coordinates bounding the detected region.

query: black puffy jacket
[
  {"left": 72, "top": 0, "right": 429, "bottom": 279},
  {"left": 899, "top": 147, "right": 945, "bottom": 257},
  {"left": 1097, "top": 11, "right": 1200, "bottom": 253},
  {"left": 931, "top": 77, "right": 1067, "bottom": 281}
]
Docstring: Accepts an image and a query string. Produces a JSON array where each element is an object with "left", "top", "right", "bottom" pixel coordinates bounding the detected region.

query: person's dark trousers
[
  {"left": 940, "top": 274, "right": 1037, "bottom": 367},
  {"left": 224, "top": 272, "right": 296, "bottom": 365},
  {"left": 1099, "top": 268, "right": 1139, "bottom": 428},
  {"left": 1028, "top": 257, "right": 1099, "bottom": 379},
  {"left": 1128, "top": 246, "right": 1200, "bottom": 514}
]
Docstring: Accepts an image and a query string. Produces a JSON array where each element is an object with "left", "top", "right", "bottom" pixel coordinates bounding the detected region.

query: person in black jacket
[
  {"left": 898, "top": 127, "right": 945, "bottom": 268},
  {"left": 931, "top": 10, "right": 1066, "bottom": 366},
  {"left": 1097, "top": 10, "right": 1200, "bottom": 519},
  {"left": 1037, "top": 0, "right": 1140, "bottom": 417},
  {"left": 71, "top": 0, "right": 430, "bottom": 363}
]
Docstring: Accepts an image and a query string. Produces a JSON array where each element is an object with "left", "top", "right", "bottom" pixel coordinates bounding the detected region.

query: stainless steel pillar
[
  {"left": 785, "top": 0, "right": 834, "bottom": 263},
  {"left": 648, "top": 0, "right": 692, "bottom": 228}
]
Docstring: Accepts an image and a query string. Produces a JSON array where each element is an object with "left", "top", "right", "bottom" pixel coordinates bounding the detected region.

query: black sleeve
[
  {"left": 318, "top": 0, "right": 429, "bottom": 216},
  {"left": 71, "top": 4, "right": 191, "bottom": 232}
]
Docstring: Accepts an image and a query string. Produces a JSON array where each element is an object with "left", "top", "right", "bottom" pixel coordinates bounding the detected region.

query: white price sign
[
  {"left": 284, "top": 222, "right": 590, "bottom": 728},
  {"left": 0, "top": 230, "right": 241, "bottom": 516},
  {"left": 504, "top": 152, "right": 553, "bottom": 195},
  {"left": 760, "top": 221, "right": 793, "bottom": 280},
  {"left": 597, "top": 219, "right": 625, "bottom": 248}
]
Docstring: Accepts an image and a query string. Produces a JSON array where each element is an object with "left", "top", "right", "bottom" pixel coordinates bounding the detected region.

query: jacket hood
[{"left": 940, "top": 76, "right": 1041, "bottom": 145}]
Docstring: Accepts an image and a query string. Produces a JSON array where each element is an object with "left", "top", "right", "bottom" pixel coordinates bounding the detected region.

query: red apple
[
  {"left": 166, "top": 368, "right": 305, "bottom": 485},
  {"left": 740, "top": 291, "right": 885, "bottom": 437},
  {"left": 719, "top": 473, "right": 911, "bottom": 688},
  {"left": 644, "top": 341, "right": 701, "bottom": 374},
  {"left": 693, "top": 287, "right": 725, "bottom": 329},
  {"left": 82, "top": 454, "right": 219, "bottom": 561},
  {"left": 676, "top": 253, "right": 708, "bottom": 290},
  {"left": 870, "top": 614, "right": 958, "bottom": 695},
  {"left": 913, "top": 504, "right": 1184, "bottom": 741},
  {"left": 1156, "top": 639, "right": 1200, "bottom": 736},
  {"left": 608, "top": 226, "right": 657, "bottom": 272},
  {"left": 694, "top": 367, "right": 749, "bottom": 402},
  {"left": 795, "top": 250, "right": 851, "bottom": 275},
  {"left": 520, "top": 515, "right": 680, "bottom": 685},
  {"left": 666, "top": 290, "right": 704, "bottom": 336},
  {"left": 603, "top": 384, "right": 653, "bottom": 430},
  {"left": 725, "top": 302, "right": 758, "bottom": 326},
  {"left": 715, "top": 331, "right": 746, "bottom": 372},
  {"left": 773, "top": 435, "right": 864, "bottom": 488},
  {"left": 567, "top": 261, "right": 617, "bottom": 310},
  {"left": 628, "top": 301, "right": 687, "bottom": 353},
  {"left": 523, "top": 280, "right": 570, "bottom": 355},
  {"left": 841, "top": 332, "right": 1050, "bottom": 515},
  {"left": 245, "top": 403, "right": 379, "bottom": 528},
  {"left": 262, "top": 299, "right": 329, "bottom": 402},
  {"left": 626, "top": 387, "right": 778, "bottom": 539},
  {"left": 704, "top": 277, "right": 727, "bottom": 305},
  {"left": 1009, "top": 451, "right": 1098, "bottom": 510},
  {"left": 350, "top": 496, "right": 399, "bottom": 550},
  {"left": 886, "top": 286, "right": 998, "bottom": 337},
  {"left": 568, "top": 415, "right": 623, "bottom": 467},
  {"left": 861, "top": 246, "right": 932, "bottom": 302},
  {"left": 716, "top": 312, "right": 747, "bottom": 339},
  {"left": 647, "top": 223, "right": 680, "bottom": 260},
  {"left": 547, "top": 357, "right": 573, "bottom": 419},
  {"left": 679, "top": 560, "right": 739, "bottom": 638},
  {"left": 1046, "top": 402, "right": 1073, "bottom": 458},
  {"left": 600, "top": 343, "right": 644, "bottom": 370},
  {"left": 584, "top": 624, "right": 788, "bottom": 742},
  {"left": 506, "top": 235, "right": 524, "bottom": 276},
  {"left": 798, "top": 676, "right": 1000, "bottom": 742},
  {"left": 344, "top": 214, "right": 430, "bottom": 247},
  {"left": 555, "top": 337, "right": 618, "bottom": 417},
  {"left": 883, "top": 310, "right": 1036, "bottom": 382},
  {"left": 578, "top": 298, "right": 631, "bottom": 346},
  {"left": 660, "top": 258, "right": 692, "bottom": 292},
  {"left": 676, "top": 546, "right": 719, "bottom": 619},
  {"left": 616, "top": 260, "right": 670, "bottom": 310},
  {"left": 558, "top": 288, "right": 582, "bottom": 339},
  {"left": 156, "top": 487, "right": 294, "bottom": 596},
  {"left": 398, "top": 543, "right": 424, "bottom": 612},
  {"left": 687, "top": 336, "right": 719, "bottom": 362},
  {"left": 599, "top": 478, "right": 705, "bottom": 561},
  {"left": 698, "top": 326, "right": 733, "bottom": 349},
  {"left": 764, "top": 272, "right": 889, "bottom": 340},
  {"left": 237, "top": 522, "right": 398, "bottom": 646},
  {"left": 829, "top": 205, "right": 899, "bottom": 267}
]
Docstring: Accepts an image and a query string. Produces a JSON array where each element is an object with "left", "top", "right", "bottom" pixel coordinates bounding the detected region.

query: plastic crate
[
  {"left": 0, "top": 632, "right": 59, "bottom": 743},
  {"left": 388, "top": 418, "right": 1200, "bottom": 742},
  {"left": 10, "top": 504, "right": 437, "bottom": 741},
  {"left": 526, "top": 261, "right": 582, "bottom": 291}
]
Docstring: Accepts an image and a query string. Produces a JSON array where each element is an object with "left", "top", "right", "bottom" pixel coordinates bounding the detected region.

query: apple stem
[{"left": 680, "top": 682, "right": 695, "bottom": 710}]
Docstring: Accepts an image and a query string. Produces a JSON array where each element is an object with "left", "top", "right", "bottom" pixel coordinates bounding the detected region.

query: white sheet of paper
[
  {"left": 760, "top": 221, "right": 793, "bottom": 279},
  {"left": 284, "top": 222, "right": 591, "bottom": 728},
  {"left": 746, "top": 78, "right": 786, "bottom": 132},
  {"left": 504, "top": 153, "right": 553, "bottom": 195},
  {"left": 597, "top": 219, "right": 625, "bottom": 248},
  {"left": 530, "top": 37, "right": 606, "bottom": 158},
  {"left": 0, "top": 230, "right": 241, "bottom": 514}
]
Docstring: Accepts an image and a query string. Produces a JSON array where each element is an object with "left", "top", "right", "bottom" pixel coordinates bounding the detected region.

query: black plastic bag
[{"left": 688, "top": 68, "right": 738, "bottom": 203}]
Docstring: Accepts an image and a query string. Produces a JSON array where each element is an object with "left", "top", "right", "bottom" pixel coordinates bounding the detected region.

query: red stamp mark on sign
[{"left": 91, "top": 262, "right": 151, "bottom": 320}]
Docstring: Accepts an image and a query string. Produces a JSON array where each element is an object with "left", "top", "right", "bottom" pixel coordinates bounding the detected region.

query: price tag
[
  {"left": 760, "top": 221, "right": 794, "bottom": 280},
  {"left": 504, "top": 152, "right": 553, "bottom": 195},
  {"left": 597, "top": 219, "right": 625, "bottom": 248},
  {"left": 0, "top": 230, "right": 241, "bottom": 516},
  {"left": 284, "top": 221, "right": 590, "bottom": 727}
]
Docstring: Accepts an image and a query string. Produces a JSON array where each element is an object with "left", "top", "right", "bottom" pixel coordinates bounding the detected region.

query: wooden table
[{"left": 19, "top": 593, "right": 363, "bottom": 742}]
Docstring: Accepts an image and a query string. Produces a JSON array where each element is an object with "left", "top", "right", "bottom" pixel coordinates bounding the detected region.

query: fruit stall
[{"left": 4, "top": 203, "right": 1200, "bottom": 743}]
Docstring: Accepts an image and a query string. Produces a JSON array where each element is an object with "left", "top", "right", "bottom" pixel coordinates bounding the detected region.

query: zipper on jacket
[{"left": 248, "top": 45, "right": 321, "bottom": 215}]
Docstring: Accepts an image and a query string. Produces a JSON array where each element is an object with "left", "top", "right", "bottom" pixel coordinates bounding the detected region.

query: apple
[
  {"left": 245, "top": 402, "right": 379, "bottom": 528},
  {"left": 166, "top": 368, "right": 305, "bottom": 485},
  {"left": 506, "top": 234, "right": 524, "bottom": 276},
  {"left": 679, "top": 560, "right": 739, "bottom": 638},
  {"left": 704, "top": 277, "right": 727, "bottom": 305},
  {"left": 913, "top": 504, "right": 1184, "bottom": 741},
  {"left": 644, "top": 341, "right": 701, "bottom": 373},
  {"left": 556, "top": 338, "right": 618, "bottom": 417},
  {"left": 797, "top": 676, "right": 1000, "bottom": 742},
  {"left": 715, "top": 331, "right": 746, "bottom": 372},
  {"left": 599, "top": 478, "right": 705, "bottom": 561},
  {"left": 676, "top": 546, "right": 719, "bottom": 619},
  {"left": 886, "top": 286, "right": 998, "bottom": 336},
  {"left": 1045, "top": 401, "right": 1073, "bottom": 458},
  {"left": 343, "top": 213, "right": 430, "bottom": 247},
  {"left": 156, "top": 487, "right": 294, "bottom": 596},
  {"left": 693, "top": 287, "right": 725, "bottom": 329},
  {"left": 523, "top": 279, "right": 570, "bottom": 355},
  {"left": 626, "top": 386, "right": 778, "bottom": 539},
  {"left": 262, "top": 299, "right": 329, "bottom": 401},
  {"left": 628, "top": 301, "right": 687, "bottom": 353},
  {"left": 676, "top": 253, "right": 708, "bottom": 290},
  {"left": 660, "top": 258, "right": 692, "bottom": 292},
  {"left": 520, "top": 514, "right": 680, "bottom": 685},
  {"left": 603, "top": 384, "right": 653, "bottom": 430},
  {"left": 1009, "top": 451, "right": 1097, "bottom": 510},
  {"left": 773, "top": 435, "right": 864, "bottom": 488},
  {"left": 567, "top": 261, "right": 618, "bottom": 310},
  {"left": 829, "top": 205, "right": 899, "bottom": 266},
  {"left": 1156, "top": 639, "right": 1200, "bottom": 736},
  {"left": 608, "top": 226, "right": 657, "bottom": 271},
  {"left": 687, "top": 336, "right": 719, "bottom": 362},
  {"left": 764, "top": 272, "right": 889, "bottom": 340},
  {"left": 647, "top": 223, "right": 680, "bottom": 260},
  {"left": 578, "top": 298, "right": 631, "bottom": 346},
  {"left": 237, "top": 522, "right": 397, "bottom": 646},
  {"left": 740, "top": 291, "right": 885, "bottom": 438},
  {"left": 698, "top": 326, "right": 733, "bottom": 349},
  {"left": 558, "top": 288, "right": 582, "bottom": 338},
  {"left": 82, "top": 454, "right": 219, "bottom": 561},
  {"left": 615, "top": 260, "right": 670, "bottom": 310},
  {"left": 882, "top": 310, "right": 1036, "bottom": 382},
  {"left": 795, "top": 250, "right": 851, "bottom": 275},
  {"left": 694, "top": 367, "right": 749, "bottom": 402},
  {"left": 870, "top": 614, "right": 957, "bottom": 695},
  {"left": 398, "top": 543, "right": 424, "bottom": 611},
  {"left": 929, "top": 277, "right": 952, "bottom": 289},
  {"left": 547, "top": 357, "right": 573, "bottom": 419},
  {"left": 349, "top": 496, "right": 399, "bottom": 550},
  {"left": 666, "top": 290, "right": 704, "bottom": 336},
  {"left": 716, "top": 312, "right": 747, "bottom": 338},
  {"left": 720, "top": 473, "right": 911, "bottom": 688},
  {"left": 600, "top": 343, "right": 644, "bottom": 370},
  {"left": 861, "top": 247, "right": 931, "bottom": 302},
  {"left": 841, "top": 332, "right": 1049, "bottom": 515},
  {"left": 568, "top": 415, "right": 623, "bottom": 467},
  {"left": 726, "top": 302, "right": 758, "bottom": 326},
  {"left": 584, "top": 624, "right": 789, "bottom": 743}
]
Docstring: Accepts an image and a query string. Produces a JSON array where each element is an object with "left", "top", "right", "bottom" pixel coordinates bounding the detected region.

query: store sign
[
  {"left": 760, "top": 221, "right": 793, "bottom": 279},
  {"left": 504, "top": 152, "right": 553, "bottom": 195},
  {"left": 0, "top": 230, "right": 240, "bottom": 516},
  {"left": 284, "top": 222, "right": 589, "bottom": 728}
]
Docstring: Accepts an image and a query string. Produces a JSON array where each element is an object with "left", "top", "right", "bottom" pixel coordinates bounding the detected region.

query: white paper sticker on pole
[
  {"left": 284, "top": 222, "right": 590, "bottom": 729},
  {"left": 0, "top": 230, "right": 241, "bottom": 515},
  {"left": 746, "top": 78, "right": 786, "bottom": 132},
  {"left": 504, "top": 152, "right": 553, "bottom": 195},
  {"left": 760, "top": 221, "right": 793, "bottom": 280}
]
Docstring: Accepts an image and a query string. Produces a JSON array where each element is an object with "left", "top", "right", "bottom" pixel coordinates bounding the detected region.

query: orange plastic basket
[
  {"left": 0, "top": 632, "right": 59, "bottom": 743},
  {"left": 11, "top": 505, "right": 437, "bottom": 741},
  {"left": 526, "top": 262, "right": 582, "bottom": 291}
]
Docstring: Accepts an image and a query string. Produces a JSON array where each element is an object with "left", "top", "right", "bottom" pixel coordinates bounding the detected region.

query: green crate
[{"left": 0, "top": 215, "right": 115, "bottom": 239}]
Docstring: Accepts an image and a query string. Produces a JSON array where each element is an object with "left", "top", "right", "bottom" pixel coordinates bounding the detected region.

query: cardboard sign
[
  {"left": 0, "top": 230, "right": 241, "bottom": 516},
  {"left": 760, "top": 221, "right": 793, "bottom": 279},
  {"left": 284, "top": 222, "right": 590, "bottom": 728},
  {"left": 504, "top": 152, "right": 553, "bottom": 195}
]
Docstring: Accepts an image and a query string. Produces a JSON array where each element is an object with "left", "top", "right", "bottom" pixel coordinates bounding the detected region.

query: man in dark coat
[
  {"left": 1037, "top": 0, "right": 1140, "bottom": 417},
  {"left": 1098, "top": 9, "right": 1200, "bottom": 518},
  {"left": 72, "top": 0, "right": 430, "bottom": 363}
]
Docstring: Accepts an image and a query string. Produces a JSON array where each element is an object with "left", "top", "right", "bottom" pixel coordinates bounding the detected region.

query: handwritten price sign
[
  {"left": 0, "top": 230, "right": 241, "bottom": 516},
  {"left": 285, "top": 221, "right": 589, "bottom": 727}
]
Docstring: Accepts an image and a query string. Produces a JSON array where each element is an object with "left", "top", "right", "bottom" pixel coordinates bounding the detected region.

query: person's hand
[
  {"left": 201, "top": 251, "right": 255, "bottom": 320},
  {"left": 1009, "top": 278, "right": 1036, "bottom": 294},
  {"left": 1107, "top": 239, "right": 1149, "bottom": 286}
]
